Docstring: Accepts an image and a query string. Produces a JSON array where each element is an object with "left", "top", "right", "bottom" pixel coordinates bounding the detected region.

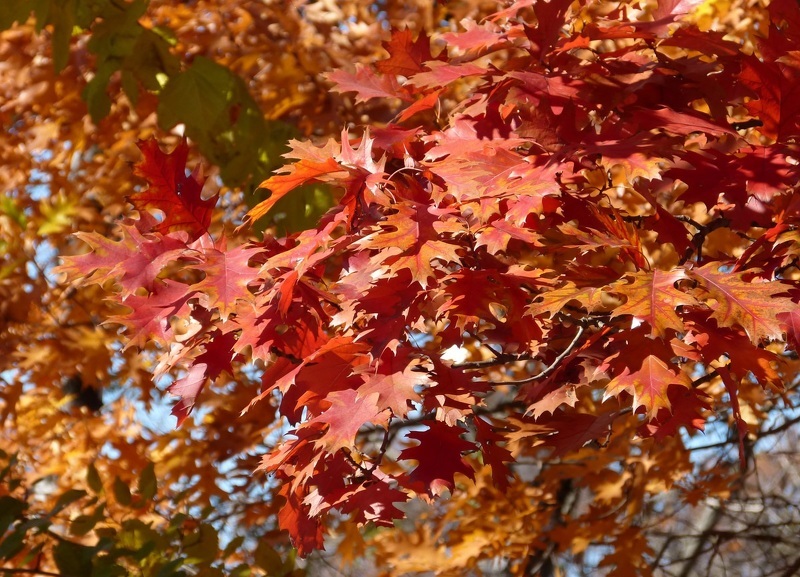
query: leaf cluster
[{"left": 60, "top": 0, "right": 800, "bottom": 570}]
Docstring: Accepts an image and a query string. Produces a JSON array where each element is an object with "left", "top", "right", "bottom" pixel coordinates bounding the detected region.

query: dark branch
[
  {"left": 678, "top": 217, "right": 731, "bottom": 265},
  {"left": 730, "top": 119, "right": 763, "bottom": 131},
  {"left": 0, "top": 570, "right": 63, "bottom": 577},
  {"left": 484, "top": 324, "right": 587, "bottom": 386},
  {"left": 452, "top": 351, "right": 532, "bottom": 369}
]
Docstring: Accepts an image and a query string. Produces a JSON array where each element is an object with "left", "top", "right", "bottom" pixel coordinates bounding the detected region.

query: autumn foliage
[
  {"left": 51, "top": 0, "right": 800, "bottom": 566},
  {"left": 5, "top": 0, "right": 800, "bottom": 575}
]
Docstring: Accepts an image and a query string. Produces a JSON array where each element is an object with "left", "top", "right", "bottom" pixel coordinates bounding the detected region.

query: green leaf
[
  {"left": 0, "top": 525, "right": 26, "bottom": 560},
  {"left": 267, "top": 184, "right": 334, "bottom": 236},
  {"left": 157, "top": 57, "right": 235, "bottom": 132},
  {"left": 0, "top": 496, "right": 25, "bottom": 534},
  {"left": 95, "top": 527, "right": 117, "bottom": 540},
  {"left": 20, "top": 516, "right": 52, "bottom": 535},
  {"left": 254, "top": 542, "right": 284, "bottom": 575},
  {"left": 18, "top": 542, "right": 46, "bottom": 568},
  {"left": 126, "top": 28, "right": 180, "bottom": 91},
  {"left": 0, "top": 1, "right": 32, "bottom": 30},
  {"left": 38, "top": 196, "right": 79, "bottom": 234},
  {"left": 154, "top": 558, "right": 186, "bottom": 577},
  {"left": 138, "top": 461, "right": 157, "bottom": 500},
  {"left": 118, "top": 519, "right": 159, "bottom": 560},
  {"left": 50, "top": 488, "right": 87, "bottom": 516},
  {"left": 49, "top": 0, "right": 77, "bottom": 72},
  {"left": 69, "top": 515, "right": 97, "bottom": 537},
  {"left": 168, "top": 512, "right": 188, "bottom": 531},
  {"left": 69, "top": 515, "right": 95, "bottom": 537},
  {"left": 69, "top": 504, "right": 105, "bottom": 536},
  {"left": 87, "top": 462, "right": 103, "bottom": 494},
  {"left": 82, "top": 62, "right": 115, "bottom": 123},
  {"left": 81, "top": 0, "right": 177, "bottom": 122},
  {"left": 223, "top": 534, "right": 245, "bottom": 558},
  {"left": 157, "top": 57, "right": 282, "bottom": 186},
  {"left": 121, "top": 69, "right": 139, "bottom": 105},
  {"left": 91, "top": 558, "right": 129, "bottom": 577},
  {"left": 112, "top": 476, "right": 131, "bottom": 507},
  {"left": 53, "top": 540, "right": 95, "bottom": 576},
  {"left": 182, "top": 522, "right": 218, "bottom": 564},
  {"left": 229, "top": 564, "right": 251, "bottom": 577},
  {"left": 0, "top": 197, "right": 27, "bottom": 228}
]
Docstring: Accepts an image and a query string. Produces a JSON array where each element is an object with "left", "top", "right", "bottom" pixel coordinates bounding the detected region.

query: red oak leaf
[
  {"left": 689, "top": 263, "right": 796, "bottom": 342},
  {"left": 738, "top": 144, "right": 799, "bottom": 202},
  {"left": 376, "top": 29, "right": 434, "bottom": 77},
  {"left": 605, "top": 268, "right": 699, "bottom": 337},
  {"left": 58, "top": 224, "right": 188, "bottom": 298},
  {"left": 108, "top": 279, "right": 195, "bottom": 350},
  {"left": 739, "top": 48, "right": 800, "bottom": 141},
  {"left": 633, "top": 107, "right": 735, "bottom": 136},
  {"left": 335, "top": 481, "right": 408, "bottom": 526},
  {"left": 473, "top": 416, "right": 513, "bottom": 491},
  {"left": 440, "top": 19, "right": 506, "bottom": 56},
  {"left": 130, "top": 139, "right": 216, "bottom": 241},
  {"left": 525, "top": 0, "right": 575, "bottom": 56},
  {"left": 168, "top": 362, "right": 208, "bottom": 427},
  {"left": 600, "top": 333, "right": 691, "bottom": 419},
  {"left": 778, "top": 308, "right": 800, "bottom": 350},
  {"left": 277, "top": 484, "right": 324, "bottom": 557},
  {"left": 537, "top": 411, "right": 616, "bottom": 457},
  {"left": 196, "top": 329, "right": 238, "bottom": 381},
  {"left": 396, "top": 89, "right": 443, "bottom": 123},
  {"left": 362, "top": 202, "right": 463, "bottom": 288},
  {"left": 247, "top": 141, "right": 347, "bottom": 222},
  {"left": 355, "top": 350, "right": 427, "bottom": 418},
  {"left": 309, "top": 389, "right": 389, "bottom": 454},
  {"left": 406, "top": 61, "right": 487, "bottom": 89},
  {"left": 639, "top": 385, "right": 711, "bottom": 441},
  {"left": 475, "top": 218, "right": 543, "bottom": 254},
  {"left": 190, "top": 242, "right": 260, "bottom": 321},
  {"left": 684, "top": 317, "right": 782, "bottom": 387},
  {"left": 398, "top": 421, "right": 476, "bottom": 497},
  {"left": 326, "top": 64, "right": 411, "bottom": 103},
  {"left": 652, "top": 0, "right": 706, "bottom": 20}
]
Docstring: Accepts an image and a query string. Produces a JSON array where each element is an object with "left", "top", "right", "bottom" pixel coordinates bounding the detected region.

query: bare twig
[
  {"left": 484, "top": 324, "right": 586, "bottom": 386},
  {"left": 678, "top": 217, "right": 731, "bottom": 265},
  {"left": 453, "top": 351, "right": 532, "bottom": 369},
  {"left": 0, "top": 570, "right": 63, "bottom": 577},
  {"left": 366, "top": 420, "right": 391, "bottom": 475}
]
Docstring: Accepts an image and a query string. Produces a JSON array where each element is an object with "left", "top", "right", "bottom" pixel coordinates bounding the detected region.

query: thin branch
[
  {"left": 484, "top": 324, "right": 586, "bottom": 386},
  {"left": 0, "top": 570, "right": 63, "bottom": 577},
  {"left": 756, "top": 412, "right": 800, "bottom": 439},
  {"left": 689, "top": 410, "right": 800, "bottom": 452},
  {"left": 675, "top": 215, "right": 704, "bottom": 231},
  {"left": 674, "top": 503, "right": 723, "bottom": 577},
  {"left": 779, "top": 555, "right": 800, "bottom": 577},
  {"left": 730, "top": 119, "right": 763, "bottom": 131},
  {"left": 453, "top": 351, "right": 532, "bottom": 369},
  {"left": 308, "top": 551, "right": 350, "bottom": 577},
  {"left": 650, "top": 529, "right": 787, "bottom": 544},
  {"left": 341, "top": 450, "right": 371, "bottom": 477},
  {"left": 366, "top": 418, "right": 391, "bottom": 474},
  {"left": 678, "top": 217, "right": 731, "bottom": 265}
]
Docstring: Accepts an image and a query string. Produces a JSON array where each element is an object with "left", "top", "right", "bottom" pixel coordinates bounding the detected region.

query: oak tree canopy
[{"left": 3, "top": 0, "right": 800, "bottom": 576}]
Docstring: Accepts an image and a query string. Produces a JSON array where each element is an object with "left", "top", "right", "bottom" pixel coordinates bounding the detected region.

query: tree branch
[
  {"left": 452, "top": 351, "right": 532, "bottom": 369},
  {"left": 0, "top": 570, "right": 63, "bottom": 577},
  {"left": 483, "top": 324, "right": 586, "bottom": 386},
  {"left": 780, "top": 555, "right": 800, "bottom": 577},
  {"left": 678, "top": 217, "right": 731, "bottom": 265}
]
